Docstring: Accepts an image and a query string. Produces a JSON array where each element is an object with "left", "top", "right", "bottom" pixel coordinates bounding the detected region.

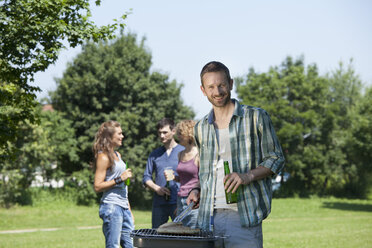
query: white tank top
[{"left": 101, "top": 152, "right": 129, "bottom": 209}]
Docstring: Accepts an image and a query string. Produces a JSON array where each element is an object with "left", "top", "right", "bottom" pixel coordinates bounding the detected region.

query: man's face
[
  {"left": 158, "top": 125, "right": 175, "bottom": 145},
  {"left": 201, "top": 71, "right": 233, "bottom": 108}
]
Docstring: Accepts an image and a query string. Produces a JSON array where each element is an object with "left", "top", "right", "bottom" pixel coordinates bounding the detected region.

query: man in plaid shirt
[{"left": 187, "top": 61, "right": 285, "bottom": 248}]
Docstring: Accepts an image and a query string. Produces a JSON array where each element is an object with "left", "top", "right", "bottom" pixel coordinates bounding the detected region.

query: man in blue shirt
[{"left": 143, "top": 118, "right": 184, "bottom": 228}]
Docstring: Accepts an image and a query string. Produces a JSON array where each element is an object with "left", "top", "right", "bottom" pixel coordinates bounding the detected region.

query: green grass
[
  {"left": 264, "top": 198, "right": 372, "bottom": 248},
  {"left": 1, "top": 197, "right": 371, "bottom": 248},
  {"left": 0, "top": 198, "right": 152, "bottom": 248}
]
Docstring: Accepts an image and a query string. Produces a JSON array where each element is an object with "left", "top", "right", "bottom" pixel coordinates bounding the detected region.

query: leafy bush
[
  {"left": 64, "top": 169, "right": 100, "bottom": 206},
  {"left": 0, "top": 169, "right": 31, "bottom": 208}
]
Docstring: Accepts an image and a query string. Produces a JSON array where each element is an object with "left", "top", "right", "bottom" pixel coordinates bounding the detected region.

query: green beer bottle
[
  {"left": 125, "top": 175, "right": 130, "bottom": 186},
  {"left": 224, "top": 161, "right": 238, "bottom": 204},
  {"left": 164, "top": 181, "right": 170, "bottom": 201},
  {"left": 125, "top": 163, "right": 130, "bottom": 186}
]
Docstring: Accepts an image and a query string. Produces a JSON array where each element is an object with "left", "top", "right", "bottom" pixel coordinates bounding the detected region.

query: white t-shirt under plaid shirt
[{"left": 214, "top": 127, "right": 238, "bottom": 210}]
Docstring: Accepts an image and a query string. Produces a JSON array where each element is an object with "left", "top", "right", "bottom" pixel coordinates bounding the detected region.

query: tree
[
  {"left": 236, "top": 56, "right": 360, "bottom": 196},
  {"left": 0, "top": 0, "right": 127, "bottom": 162},
  {"left": 50, "top": 32, "right": 195, "bottom": 206},
  {"left": 0, "top": 105, "right": 78, "bottom": 207},
  {"left": 325, "top": 61, "right": 365, "bottom": 197},
  {"left": 344, "top": 85, "right": 372, "bottom": 198}
]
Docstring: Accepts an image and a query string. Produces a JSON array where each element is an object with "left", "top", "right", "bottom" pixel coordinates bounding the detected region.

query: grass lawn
[
  {"left": 264, "top": 198, "right": 372, "bottom": 248},
  {"left": 1, "top": 197, "right": 371, "bottom": 248}
]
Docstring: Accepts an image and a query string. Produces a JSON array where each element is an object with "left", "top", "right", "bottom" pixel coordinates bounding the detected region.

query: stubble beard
[{"left": 208, "top": 91, "right": 231, "bottom": 108}]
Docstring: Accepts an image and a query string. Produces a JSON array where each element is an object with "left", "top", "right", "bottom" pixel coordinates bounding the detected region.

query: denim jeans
[
  {"left": 213, "top": 209, "right": 263, "bottom": 248},
  {"left": 99, "top": 203, "right": 134, "bottom": 248},
  {"left": 177, "top": 196, "right": 198, "bottom": 228},
  {"left": 151, "top": 203, "right": 177, "bottom": 228}
]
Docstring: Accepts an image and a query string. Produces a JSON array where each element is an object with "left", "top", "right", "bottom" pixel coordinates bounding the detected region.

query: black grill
[{"left": 131, "top": 228, "right": 218, "bottom": 248}]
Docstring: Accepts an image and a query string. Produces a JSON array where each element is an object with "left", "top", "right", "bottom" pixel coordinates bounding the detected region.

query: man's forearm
[
  {"left": 144, "top": 180, "right": 161, "bottom": 192},
  {"left": 242, "top": 166, "right": 273, "bottom": 185}
]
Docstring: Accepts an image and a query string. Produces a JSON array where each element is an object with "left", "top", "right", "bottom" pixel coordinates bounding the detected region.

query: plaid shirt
[{"left": 194, "top": 99, "right": 285, "bottom": 231}]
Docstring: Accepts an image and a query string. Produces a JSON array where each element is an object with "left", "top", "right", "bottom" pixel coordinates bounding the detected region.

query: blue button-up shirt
[
  {"left": 143, "top": 144, "right": 184, "bottom": 206},
  {"left": 194, "top": 99, "right": 285, "bottom": 230}
]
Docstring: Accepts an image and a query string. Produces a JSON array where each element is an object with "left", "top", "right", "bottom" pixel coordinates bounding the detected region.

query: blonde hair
[
  {"left": 176, "top": 120, "right": 196, "bottom": 145},
  {"left": 92, "top": 120, "right": 121, "bottom": 172}
]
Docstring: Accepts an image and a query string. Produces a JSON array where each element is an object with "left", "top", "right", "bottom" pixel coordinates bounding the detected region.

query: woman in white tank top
[{"left": 93, "top": 120, "right": 134, "bottom": 248}]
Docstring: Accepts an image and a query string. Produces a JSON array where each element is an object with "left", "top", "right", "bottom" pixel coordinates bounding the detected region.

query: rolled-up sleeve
[
  {"left": 258, "top": 110, "right": 285, "bottom": 174},
  {"left": 142, "top": 154, "right": 154, "bottom": 185}
]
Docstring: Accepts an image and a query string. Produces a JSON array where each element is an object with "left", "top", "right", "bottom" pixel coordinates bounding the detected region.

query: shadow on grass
[{"left": 322, "top": 201, "right": 372, "bottom": 212}]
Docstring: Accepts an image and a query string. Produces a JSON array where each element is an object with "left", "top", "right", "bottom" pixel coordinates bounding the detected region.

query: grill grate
[
  {"left": 131, "top": 229, "right": 218, "bottom": 248},
  {"left": 131, "top": 228, "right": 215, "bottom": 240}
]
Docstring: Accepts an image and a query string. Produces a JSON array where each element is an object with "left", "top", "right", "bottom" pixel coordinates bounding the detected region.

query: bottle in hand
[
  {"left": 125, "top": 175, "right": 130, "bottom": 186},
  {"left": 165, "top": 181, "right": 170, "bottom": 201},
  {"left": 125, "top": 164, "right": 130, "bottom": 186},
  {"left": 224, "top": 161, "right": 238, "bottom": 204},
  {"left": 164, "top": 167, "right": 174, "bottom": 201}
]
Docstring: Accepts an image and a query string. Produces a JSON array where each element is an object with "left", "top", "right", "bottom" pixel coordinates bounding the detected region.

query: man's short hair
[
  {"left": 157, "top": 118, "right": 175, "bottom": 130},
  {"left": 200, "top": 61, "right": 231, "bottom": 86}
]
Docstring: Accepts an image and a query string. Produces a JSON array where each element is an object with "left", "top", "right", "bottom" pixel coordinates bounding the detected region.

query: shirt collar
[{"left": 206, "top": 98, "right": 244, "bottom": 124}]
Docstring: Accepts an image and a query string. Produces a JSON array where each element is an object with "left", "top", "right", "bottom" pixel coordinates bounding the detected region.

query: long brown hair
[{"left": 92, "top": 120, "right": 121, "bottom": 172}]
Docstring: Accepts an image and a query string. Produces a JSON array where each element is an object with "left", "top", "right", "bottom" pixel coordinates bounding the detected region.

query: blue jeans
[
  {"left": 213, "top": 209, "right": 263, "bottom": 248},
  {"left": 152, "top": 203, "right": 177, "bottom": 228},
  {"left": 99, "top": 203, "right": 134, "bottom": 248},
  {"left": 177, "top": 196, "right": 198, "bottom": 228}
]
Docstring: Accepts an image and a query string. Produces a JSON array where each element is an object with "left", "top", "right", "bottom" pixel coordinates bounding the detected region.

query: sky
[{"left": 33, "top": 0, "right": 372, "bottom": 119}]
